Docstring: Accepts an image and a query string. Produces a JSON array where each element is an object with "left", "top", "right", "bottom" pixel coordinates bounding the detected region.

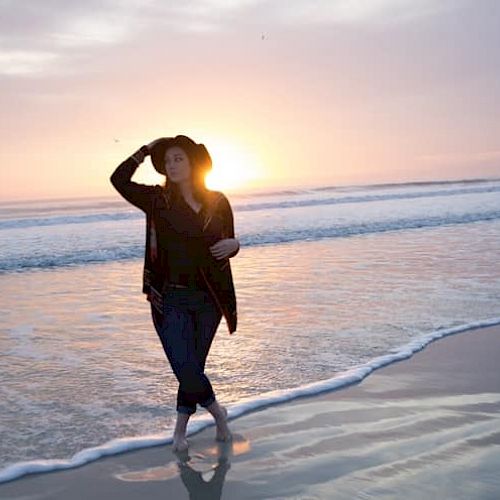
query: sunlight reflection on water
[{"left": 1, "top": 219, "right": 499, "bottom": 468}]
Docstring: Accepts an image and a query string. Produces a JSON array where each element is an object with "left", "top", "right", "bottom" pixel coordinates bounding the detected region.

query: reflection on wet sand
[{"left": 114, "top": 434, "right": 251, "bottom": 499}]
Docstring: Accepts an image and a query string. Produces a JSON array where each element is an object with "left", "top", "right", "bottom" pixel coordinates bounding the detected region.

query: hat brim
[
  {"left": 149, "top": 135, "right": 212, "bottom": 175},
  {"left": 150, "top": 138, "right": 173, "bottom": 175}
]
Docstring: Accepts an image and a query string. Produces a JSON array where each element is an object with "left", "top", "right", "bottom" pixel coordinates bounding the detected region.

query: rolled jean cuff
[
  {"left": 199, "top": 394, "right": 216, "bottom": 408},
  {"left": 177, "top": 405, "right": 196, "bottom": 415}
]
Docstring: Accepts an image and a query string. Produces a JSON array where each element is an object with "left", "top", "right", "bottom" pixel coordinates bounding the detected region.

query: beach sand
[{"left": 1, "top": 324, "right": 499, "bottom": 499}]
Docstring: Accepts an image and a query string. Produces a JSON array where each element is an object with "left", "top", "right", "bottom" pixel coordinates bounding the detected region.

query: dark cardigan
[{"left": 110, "top": 156, "right": 239, "bottom": 334}]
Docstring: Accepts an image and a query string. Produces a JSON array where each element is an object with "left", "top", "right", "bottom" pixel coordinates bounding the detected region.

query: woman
[{"left": 110, "top": 135, "right": 240, "bottom": 452}]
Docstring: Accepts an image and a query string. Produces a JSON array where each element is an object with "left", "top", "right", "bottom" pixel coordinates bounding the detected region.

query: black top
[{"left": 160, "top": 195, "right": 208, "bottom": 290}]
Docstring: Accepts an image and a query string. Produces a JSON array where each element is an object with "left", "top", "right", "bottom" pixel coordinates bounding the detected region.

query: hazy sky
[{"left": 1, "top": 0, "right": 499, "bottom": 200}]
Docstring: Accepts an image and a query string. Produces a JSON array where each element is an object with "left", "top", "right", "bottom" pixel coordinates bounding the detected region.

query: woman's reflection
[{"left": 174, "top": 435, "right": 250, "bottom": 500}]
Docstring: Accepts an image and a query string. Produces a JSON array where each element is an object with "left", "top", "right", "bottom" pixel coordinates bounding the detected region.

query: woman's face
[{"left": 164, "top": 146, "right": 192, "bottom": 184}]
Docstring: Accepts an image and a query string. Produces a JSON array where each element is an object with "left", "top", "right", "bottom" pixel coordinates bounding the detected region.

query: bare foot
[
  {"left": 172, "top": 434, "right": 189, "bottom": 452},
  {"left": 215, "top": 405, "right": 233, "bottom": 442}
]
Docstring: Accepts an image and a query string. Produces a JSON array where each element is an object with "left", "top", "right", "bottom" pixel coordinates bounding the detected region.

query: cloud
[
  {"left": 0, "top": 0, "right": 498, "bottom": 92},
  {"left": 252, "top": 0, "right": 458, "bottom": 26},
  {"left": 51, "top": 15, "right": 134, "bottom": 47},
  {"left": 0, "top": 0, "right": 272, "bottom": 76},
  {"left": 0, "top": 50, "right": 61, "bottom": 75},
  {"left": 0, "top": 0, "right": 151, "bottom": 75},
  {"left": 0, "top": 0, "right": 249, "bottom": 75}
]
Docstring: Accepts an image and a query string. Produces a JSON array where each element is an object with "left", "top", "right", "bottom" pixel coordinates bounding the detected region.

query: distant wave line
[
  {"left": 1, "top": 184, "right": 500, "bottom": 231},
  {"left": 1, "top": 209, "right": 499, "bottom": 273},
  {"left": 1, "top": 176, "right": 497, "bottom": 209},
  {"left": 231, "top": 184, "right": 500, "bottom": 213}
]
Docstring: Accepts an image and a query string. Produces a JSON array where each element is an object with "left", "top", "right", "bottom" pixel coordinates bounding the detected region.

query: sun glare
[
  {"left": 204, "top": 141, "right": 262, "bottom": 192},
  {"left": 130, "top": 137, "right": 264, "bottom": 192}
]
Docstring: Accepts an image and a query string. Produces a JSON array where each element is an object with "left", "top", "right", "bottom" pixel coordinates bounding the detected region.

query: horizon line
[{"left": 1, "top": 175, "right": 500, "bottom": 206}]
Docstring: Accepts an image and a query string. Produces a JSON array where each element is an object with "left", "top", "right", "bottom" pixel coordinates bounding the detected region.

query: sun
[
  {"left": 130, "top": 137, "right": 264, "bottom": 192},
  {"left": 204, "top": 141, "right": 261, "bottom": 191}
]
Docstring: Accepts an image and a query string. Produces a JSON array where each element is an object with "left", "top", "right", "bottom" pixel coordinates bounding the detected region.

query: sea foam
[{"left": 1, "top": 316, "right": 499, "bottom": 484}]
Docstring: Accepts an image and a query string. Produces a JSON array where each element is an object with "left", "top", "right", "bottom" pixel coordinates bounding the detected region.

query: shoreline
[
  {"left": 1, "top": 321, "right": 499, "bottom": 498},
  {"left": 1, "top": 317, "right": 499, "bottom": 485}
]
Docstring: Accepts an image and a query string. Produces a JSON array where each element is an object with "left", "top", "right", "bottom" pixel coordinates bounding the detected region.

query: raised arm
[{"left": 110, "top": 145, "right": 155, "bottom": 213}]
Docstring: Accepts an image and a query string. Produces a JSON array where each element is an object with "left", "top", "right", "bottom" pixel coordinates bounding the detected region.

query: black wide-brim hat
[{"left": 150, "top": 135, "right": 212, "bottom": 176}]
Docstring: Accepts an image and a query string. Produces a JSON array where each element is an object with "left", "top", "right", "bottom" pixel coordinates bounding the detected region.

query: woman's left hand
[{"left": 209, "top": 238, "right": 239, "bottom": 260}]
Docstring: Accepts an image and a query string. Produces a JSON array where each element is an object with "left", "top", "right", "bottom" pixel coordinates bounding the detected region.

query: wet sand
[{"left": 1, "top": 324, "right": 499, "bottom": 499}]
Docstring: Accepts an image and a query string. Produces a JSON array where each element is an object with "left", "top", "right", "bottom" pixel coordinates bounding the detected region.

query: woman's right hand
[
  {"left": 132, "top": 138, "right": 166, "bottom": 164},
  {"left": 146, "top": 138, "right": 168, "bottom": 153}
]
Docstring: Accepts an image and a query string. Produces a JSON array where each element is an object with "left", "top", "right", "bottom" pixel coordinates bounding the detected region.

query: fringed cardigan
[{"left": 110, "top": 156, "right": 239, "bottom": 334}]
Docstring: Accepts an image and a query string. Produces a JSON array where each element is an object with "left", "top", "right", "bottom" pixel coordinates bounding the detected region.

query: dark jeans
[{"left": 151, "top": 286, "right": 222, "bottom": 415}]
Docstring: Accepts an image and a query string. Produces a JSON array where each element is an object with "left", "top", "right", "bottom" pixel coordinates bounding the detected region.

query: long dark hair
[{"left": 151, "top": 135, "right": 212, "bottom": 205}]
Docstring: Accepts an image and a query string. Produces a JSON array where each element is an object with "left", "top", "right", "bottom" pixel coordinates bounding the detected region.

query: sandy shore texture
[{"left": 1, "top": 324, "right": 499, "bottom": 500}]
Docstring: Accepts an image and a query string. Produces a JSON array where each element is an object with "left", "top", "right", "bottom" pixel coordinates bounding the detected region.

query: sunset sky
[{"left": 1, "top": 0, "right": 499, "bottom": 201}]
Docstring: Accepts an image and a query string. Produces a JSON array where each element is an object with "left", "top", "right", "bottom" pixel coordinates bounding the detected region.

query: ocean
[{"left": 1, "top": 177, "right": 500, "bottom": 482}]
